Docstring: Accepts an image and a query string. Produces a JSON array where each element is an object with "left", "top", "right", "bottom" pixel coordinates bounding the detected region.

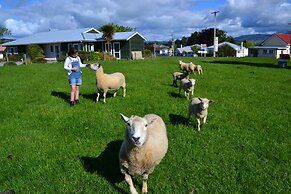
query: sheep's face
[
  {"left": 198, "top": 98, "right": 213, "bottom": 110},
  {"left": 89, "top": 63, "right": 101, "bottom": 71},
  {"left": 189, "top": 79, "right": 195, "bottom": 86},
  {"left": 121, "top": 114, "right": 148, "bottom": 147}
]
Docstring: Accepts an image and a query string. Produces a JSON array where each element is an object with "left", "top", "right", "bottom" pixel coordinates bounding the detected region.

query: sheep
[
  {"left": 119, "top": 113, "right": 168, "bottom": 194},
  {"left": 179, "top": 78, "right": 196, "bottom": 99},
  {"left": 194, "top": 65, "right": 203, "bottom": 75},
  {"left": 178, "top": 60, "right": 195, "bottom": 73},
  {"left": 89, "top": 63, "right": 126, "bottom": 103},
  {"left": 188, "top": 97, "right": 213, "bottom": 131},
  {"left": 172, "top": 71, "right": 189, "bottom": 87}
]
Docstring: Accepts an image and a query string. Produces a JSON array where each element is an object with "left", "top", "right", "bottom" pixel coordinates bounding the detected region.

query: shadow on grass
[
  {"left": 79, "top": 140, "right": 126, "bottom": 193},
  {"left": 81, "top": 93, "right": 97, "bottom": 102},
  {"left": 169, "top": 113, "right": 189, "bottom": 125},
  {"left": 81, "top": 92, "right": 117, "bottom": 102},
  {"left": 51, "top": 91, "right": 69, "bottom": 101},
  {"left": 168, "top": 91, "right": 183, "bottom": 98},
  {"left": 205, "top": 60, "right": 291, "bottom": 69}
]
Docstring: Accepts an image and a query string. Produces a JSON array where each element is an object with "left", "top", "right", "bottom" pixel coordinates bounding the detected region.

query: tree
[
  {"left": 113, "top": 24, "right": 133, "bottom": 32},
  {"left": 98, "top": 23, "right": 133, "bottom": 32},
  {"left": 242, "top": 40, "right": 255, "bottom": 48},
  {"left": 0, "top": 26, "right": 11, "bottom": 37},
  {"left": 187, "top": 31, "right": 199, "bottom": 46},
  {"left": 175, "top": 28, "right": 235, "bottom": 47},
  {"left": 99, "top": 24, "right": 116, "bottom": 60},
  {"left": 0, "top": 26, "right": 11, "bottom": 44},
  {"left": 217, "top": 44, "right": 236, "bottom": 57}
]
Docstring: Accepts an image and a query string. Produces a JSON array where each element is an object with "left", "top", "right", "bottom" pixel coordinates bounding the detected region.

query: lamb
[
  {"left": 172, "top": 71, "right": 189, "bottom": 87},
  {"left": 119, "top": 113, "right": 168, "bottom": 194},
  {"left": 178, "top": 60, "right": 195, "bottom": 73},
  {"left": 188, "top": 97, "right": 213, "bottom": 131},
  {"left": 89, "top": 63, "right": 126, "bottom": 103},
  {"left": 194, "top": 65, "right": 203, "bottom": 75},
  {"left": 179, "top": 78, "right": 196, "bottom": 99}
]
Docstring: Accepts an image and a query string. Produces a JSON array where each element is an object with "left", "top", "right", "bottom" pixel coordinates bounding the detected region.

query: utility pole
[
  {"left": 171, "top": 33, "right": 175, "bottom": 56},
  {"left": 211, "top": 11, "right": 219, "bottom": 57}
]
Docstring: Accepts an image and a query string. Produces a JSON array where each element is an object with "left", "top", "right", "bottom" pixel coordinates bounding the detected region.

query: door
[
  {"left": 105, "top": 43, "right": 112, "bottom": 54},
  {"left": 113, "top": 42, "right": 121, "bottom": 59},
  {"left": 54, "top": 45, "right": 60, "bottom": 58}
]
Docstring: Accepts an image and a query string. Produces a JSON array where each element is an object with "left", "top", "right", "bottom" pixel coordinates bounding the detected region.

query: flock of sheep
[
  {"left": 88, "top": 60, "right": 213, "bottom": 194},
  {"left": 173, "top": 60, "right": 213, "bottom": 131}
]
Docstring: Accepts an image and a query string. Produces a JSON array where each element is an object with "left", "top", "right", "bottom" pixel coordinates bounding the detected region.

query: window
[
  {"left": 50, "top": 45, "right": 54, "bottom": 52},
  {"left": 73, "top": 44, "right": 79, "bottom": 50},
  {"left": 269, "top": 49, "right": 273, "bottom": 54},
  {"left": 263, "top": 49, "right": 267, "bottom": 54},
  {"left": 68, "top": 43, "right": 79, "bottom": 50},
  {"left": 7, "top": 47, "right": 18, "bottom": 54}
]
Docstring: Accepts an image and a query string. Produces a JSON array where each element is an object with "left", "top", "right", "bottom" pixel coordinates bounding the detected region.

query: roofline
[
  {"left": 275, "top": 33, "right": 291, "bottom": 44},
  {"left": 250, "top": 46, "right": 287, "bottom": 49},
  {"left": 126, "top": 32, "right": 147, "bottom": 41},
  {"left": 83, "top": 27, "right": 100, "bottom": 34},
  {"left": 2, "top": 40, "right": 89, "bottom": 46}
]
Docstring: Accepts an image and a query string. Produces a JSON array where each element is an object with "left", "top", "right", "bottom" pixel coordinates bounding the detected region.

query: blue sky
[{"left": 0, "top": 0, "right": 290, "bottom": 41}]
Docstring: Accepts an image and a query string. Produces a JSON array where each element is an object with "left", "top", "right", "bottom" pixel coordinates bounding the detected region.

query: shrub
[
  {"left": 144, "top": 49, "right": 152, "bottom": 58},
  {"left": 57, "top": 55, "right": 67, "bottom": 62},
  {"left": 4, "top": 61, "right": 17, "bottom": 66},
  {"left": 27, "top": 44, "right": 45, "bottom": 62},
  {"left": 32, "top": 57, "right": 46, "bottom": 63},
  {"left": 78, "top": 51, "right": 101, "bottom": 62}
]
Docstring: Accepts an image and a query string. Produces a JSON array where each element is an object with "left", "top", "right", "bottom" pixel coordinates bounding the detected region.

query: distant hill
[{"left": 235, "top": 34, "right": 272, "bottom": 44}]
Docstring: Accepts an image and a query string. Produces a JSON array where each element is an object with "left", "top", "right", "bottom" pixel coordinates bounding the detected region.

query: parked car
[{"left": 175, "top": 52, "right": 198, "bottom": 57}]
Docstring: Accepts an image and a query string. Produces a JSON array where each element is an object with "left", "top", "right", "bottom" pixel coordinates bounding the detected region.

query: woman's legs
[
  {"left": 70, "top": 85, "right": 76, "bottom": 102},
  {"left": 75, "top": 86, "right": 79, "bottom": 101}
]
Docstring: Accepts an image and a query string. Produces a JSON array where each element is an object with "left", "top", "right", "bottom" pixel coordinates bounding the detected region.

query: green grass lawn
[{"left": 0, "top": 57, "right": 290, "bottom": 193}]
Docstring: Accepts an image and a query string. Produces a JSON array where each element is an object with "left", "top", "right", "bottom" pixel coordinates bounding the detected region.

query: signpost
[{"left": 200, "top": 44, "right": 207, "bottom": 57}]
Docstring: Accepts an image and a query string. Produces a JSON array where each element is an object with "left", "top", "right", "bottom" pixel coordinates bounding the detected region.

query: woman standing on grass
[{"left": 64, "top": 48, "right": 88, "bottom": 106}]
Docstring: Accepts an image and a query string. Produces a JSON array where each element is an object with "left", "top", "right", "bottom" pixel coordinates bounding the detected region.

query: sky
[{"left": 0, "top": 0, "right": 290, "bottom": 41}]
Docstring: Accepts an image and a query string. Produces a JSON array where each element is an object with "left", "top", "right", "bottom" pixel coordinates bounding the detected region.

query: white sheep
[
  {"left": 194, "top": 65, "right": 203, "bottom": 75},
  {"left": 178, "top": 60, "right": 195, "bottom": 73},
  {"left": 119, "top": 113, "right": 168, "bottom": 194},
  {"left": 188, "top": 97, "right": 213, "bottom": 131},
  {"left": 172, "top": 71, "right": 189, "bottom": 87},
  {"left": 179, "top": 78, "right": 196, "bottom": 99},
  {"left": 89, "top": 63, "right": 126, "bottom": 103}
]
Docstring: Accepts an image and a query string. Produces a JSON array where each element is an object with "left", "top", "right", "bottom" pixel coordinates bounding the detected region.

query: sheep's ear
[
  {"left": 209, "top": 100, "right": 214, "bottom": 104},
  {"left": 98, "top": 63, "right": 101, "bottom": 68},
  {"left": 198, "top": 97, "right": 203, "bottom": 102},
  {"left": 120, "top": 113, "right": 129, "bottom": 123},
  {"left": 147, "top": 117, "right": 157, "bottom": 126}
]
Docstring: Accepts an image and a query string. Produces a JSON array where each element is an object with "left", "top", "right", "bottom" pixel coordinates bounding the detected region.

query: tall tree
[
  {"left": 0, "top": 27, "right": 11, "bottom": 43},
  {"left": 113, "top": 24, "right": 133, "bottom": 32},
  {"left": 99, "top": 24, "right": 116, "bottom": 60},
  {"left": 176, "top": 28, "right": 235, "bottom": 47},
  {"left": 0, "top": 26, "right": 11, "bottom": 37}
]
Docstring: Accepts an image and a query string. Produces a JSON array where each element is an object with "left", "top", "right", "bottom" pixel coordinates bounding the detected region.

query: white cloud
[
  {"left": 0, "top": 0, "right": 290, "bottom": 40},
  {"left": 280, "top": 2, "right": 290, "bottom": 7},
  {"left": 4, "top": 19, "right": 40, "bottom": 36}
]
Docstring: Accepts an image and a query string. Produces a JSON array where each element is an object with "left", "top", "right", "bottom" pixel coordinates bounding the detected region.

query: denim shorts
[{"left": 69, "top": 77, "right": 82, "bottom": 86}]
